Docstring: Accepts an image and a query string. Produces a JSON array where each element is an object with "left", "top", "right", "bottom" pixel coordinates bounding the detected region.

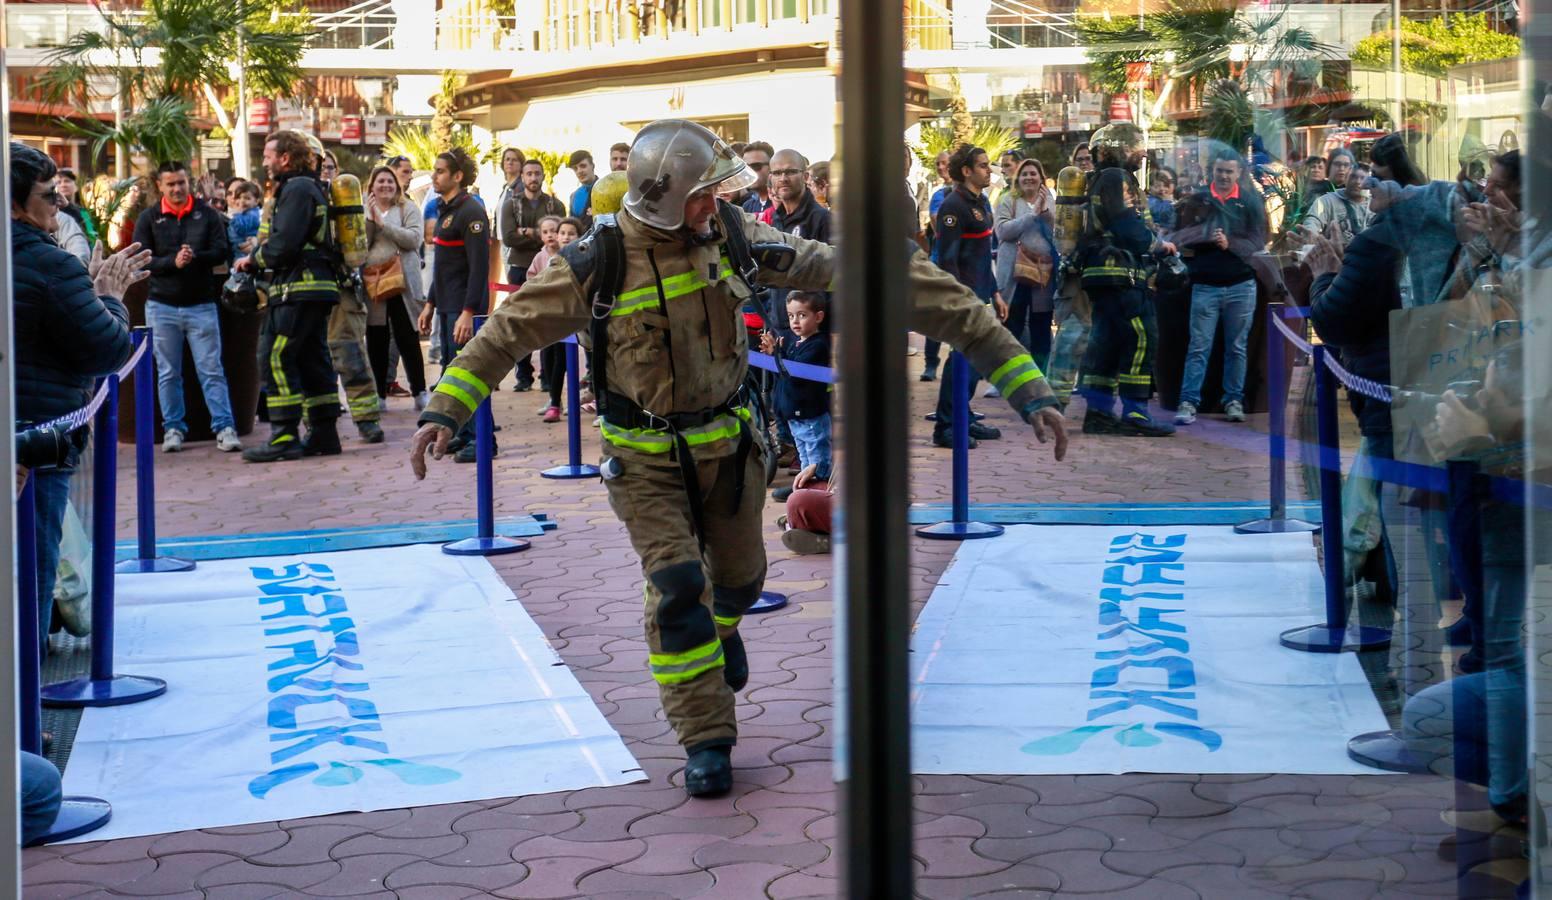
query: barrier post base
[
  {"left": 31, "top": 797, "right": 112, "bottom": 846},
  {"left": 916, "top": 521, "right": 1005, "bottom": 541},
  {"left": 442, "top": 536, "right": 530, "bottom": 557},
  {"left": 541, "top": 464, "right": 601, "bottom": 480},
  {"left": 1347, "top": 729, "right": 1429, "bottom": 773},
  {"left": 1235, "top": 517, "right": 1320, "bottom": 535},
  {"left": 748, "top": 592, "right": 788, "bottom": 614},
  {"left": 115, "top": 556, "right": 196, "bottom": 574},
  {"left": 1279, "top": 623, "right": 1391, "bottom": 653},
  {"left": 42, "top": 674, "right": 167, "bottom": 708}
]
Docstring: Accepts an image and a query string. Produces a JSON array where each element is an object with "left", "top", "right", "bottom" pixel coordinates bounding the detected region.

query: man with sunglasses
[{"left": 739, "top": 141, "right": 775, "bottom": 216}]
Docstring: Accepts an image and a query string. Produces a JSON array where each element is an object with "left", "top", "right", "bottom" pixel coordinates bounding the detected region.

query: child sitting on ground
[{"left": 760, "top": 291, "right": 832, "bottom": 552}]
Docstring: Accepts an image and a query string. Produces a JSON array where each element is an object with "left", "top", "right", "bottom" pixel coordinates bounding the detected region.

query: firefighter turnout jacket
[
  {"left": 419, "top": 202, "right": 1058, "bottom": 462},
  {"left": 252, "top": 172, "right": 340, "bottom": 305}
]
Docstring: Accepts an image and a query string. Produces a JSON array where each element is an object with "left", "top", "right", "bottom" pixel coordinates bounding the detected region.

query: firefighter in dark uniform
[
  {"left": 415, "top": 147, "right": 491, "bottom": 463},
  {"left": 1075, "top": 123, "right": 1177, "bottom": 437},
  {"left": 238, "top": 129, "right": 343, "bottom": 462},
  {"left": 931, "top": 143, "right": 1009, "bottom": 448}
]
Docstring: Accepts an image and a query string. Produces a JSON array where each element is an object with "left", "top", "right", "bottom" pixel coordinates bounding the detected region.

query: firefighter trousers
[
  {"left": 259, "top": 302, "right": 339, "bottom": 425},
  {"left": 603, "top": 446, "right": 767, "bottom": 752},
  {"left": 1079, "top": 287, "right": 1156, "bottom": 402},
  {"left": 328, "top": 287, "right": 380, "bottom": 424}
]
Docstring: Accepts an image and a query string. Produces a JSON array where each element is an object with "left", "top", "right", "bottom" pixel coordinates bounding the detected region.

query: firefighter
[
  {"left": 408, "top": 120, "right": 1070, "bottom": 798},
  {"left": 314, "top": 144, "right": 385, "bottom": 444},
  {"left": 1074, "top": 123, "right": 1177, "bottom": 436},
  {"left": 237, "top": 129, "right": 344, "bottom": 462}
]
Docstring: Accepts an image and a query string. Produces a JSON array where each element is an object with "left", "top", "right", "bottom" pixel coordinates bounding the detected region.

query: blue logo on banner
[
  {"left": 1022, "top": 533, "right": 1223, "bottom": 757},
  {"left": 247, "top": 562, "right": 461, "bottom": 799}
]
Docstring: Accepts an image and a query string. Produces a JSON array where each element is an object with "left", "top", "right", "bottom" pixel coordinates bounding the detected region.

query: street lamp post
[{"left": 233, "top": 28, "right": 251, "bottom": 180}]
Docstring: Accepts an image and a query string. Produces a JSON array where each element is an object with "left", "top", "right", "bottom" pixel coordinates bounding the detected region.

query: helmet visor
[{"left": 710, "top": 163, "right": 759, "bottom": 195}]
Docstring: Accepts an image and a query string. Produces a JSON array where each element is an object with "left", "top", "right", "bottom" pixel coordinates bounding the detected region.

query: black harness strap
[
  {"left": 716, "top": 201, "right": 791, "bottom": 379},
  {"left": 588, "top": 221, "right": 625, "bottom": 416}
]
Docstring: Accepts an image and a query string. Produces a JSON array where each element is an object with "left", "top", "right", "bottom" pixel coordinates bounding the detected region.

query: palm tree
[
  {"left": 39, "top": 0, "right": 310, "bottom": 166},
  {"left": 1079, "top": 0, "right": 1333, "bottom": 137}
]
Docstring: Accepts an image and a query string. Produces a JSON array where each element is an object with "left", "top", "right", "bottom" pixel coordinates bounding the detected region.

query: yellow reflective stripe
[
  {"left": 269, "top": 335, "right": 291, "bottom": 399},
  {"left": 435, "top": 381, "right": 480, "bottom": 414},
  {"left": 649, "top": 639, "right": 724, "bottom": 684},
  {"left": 303, "top": 394, "right": 338, "bottom": 409},
  {"left": 443, "top": 366, "right": 491, "bottom": 400},
  {"left": 713, "top": 614, "right": 741, "bottom": 628},
  {"left": 988, "top": 354, "right": 1033, "bottom": 387},
  {"left": 611, "top": 262, "right": 735, "bottom": 318},
  {"left": 1129, "top": 316, "right": 1147, "bottom": 378},
  {"left": 600, "top": 408, "right": 751, "bottom": 453},
  {"left": 1003, "top": 368, "right": 1043, "bottom": 396}
]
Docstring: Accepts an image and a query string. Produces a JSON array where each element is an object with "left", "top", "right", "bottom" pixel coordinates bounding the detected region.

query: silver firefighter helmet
[{"left": 623, "top": 119, "right": 757, "bottom": 231}]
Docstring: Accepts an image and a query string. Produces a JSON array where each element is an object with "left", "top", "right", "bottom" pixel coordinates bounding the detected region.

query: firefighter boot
[
  {"left": 357, "top": 420, "right": 385, "bottom": 444},
  {"left": 241, "top": 423, "right": 304, "bottom": 463},
  {"left": 684, "top": 745, "right": 733, "bottom": 798},
  {"left": 303, "top": 416, "right": 343, "bottom": 457}
]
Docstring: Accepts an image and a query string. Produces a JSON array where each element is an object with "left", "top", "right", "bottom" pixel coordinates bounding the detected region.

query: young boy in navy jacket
[{"left": 761, "top": 291, "right": 832, "bottom": 497}]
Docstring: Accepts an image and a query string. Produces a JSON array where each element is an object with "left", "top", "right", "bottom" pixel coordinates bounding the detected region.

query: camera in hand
[{"left": 16, "top": 423, "right": 74, "bottom": 471}]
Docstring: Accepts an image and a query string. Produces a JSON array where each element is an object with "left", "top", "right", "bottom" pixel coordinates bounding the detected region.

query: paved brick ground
[{"left": 23, "top": 346, "right": 1510, "bottom": 898}]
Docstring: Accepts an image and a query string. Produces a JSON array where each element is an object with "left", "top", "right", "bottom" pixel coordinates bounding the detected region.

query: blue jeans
[
  {"left": 1179, "top": 279, "right": 1256, "bottom": 408},
  {"left": 31, "top": 468, "right": 72, "bottom": 649},
  {"left": 145, "top": 300, "right": 235, "bottom": 434},
  {"left": 20, "top": 750, "right": 62, "bottom": 846},
  {"left": 787, "top": 414, "right": 832, "bottom": 481}
]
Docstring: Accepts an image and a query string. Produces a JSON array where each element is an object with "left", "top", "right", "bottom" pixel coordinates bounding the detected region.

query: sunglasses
[{"left": 35, "top": 187, "right": 60, "bottom": 205}]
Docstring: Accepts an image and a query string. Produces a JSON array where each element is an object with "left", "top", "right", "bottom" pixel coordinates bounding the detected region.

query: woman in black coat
[{"left": 11, "top": 142, "right": 147, "bottom": 647}]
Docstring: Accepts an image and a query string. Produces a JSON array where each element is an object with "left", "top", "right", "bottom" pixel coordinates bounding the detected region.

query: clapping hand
[
  {"left": 1300, "top": 224, "right": 1344, "bottom": 279},
  {"left": 92, "top": 241, "right": 152, "bottom": 300}
]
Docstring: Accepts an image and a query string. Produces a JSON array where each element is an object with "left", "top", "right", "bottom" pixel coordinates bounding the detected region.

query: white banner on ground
[
  {"left": 911, "top": 525, "right": 1394, "bottom": 776},
  {"left": 62, "top": 545, "right": 644, "bottom": 841}
]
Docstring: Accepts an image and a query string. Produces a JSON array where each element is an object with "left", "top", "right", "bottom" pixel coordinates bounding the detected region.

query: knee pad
[
  {"left": 649, "top": 561, "right": 713, "bottom": 652},
  {"left": 712, "top": 576, "right": 764, "bottom": 624}
]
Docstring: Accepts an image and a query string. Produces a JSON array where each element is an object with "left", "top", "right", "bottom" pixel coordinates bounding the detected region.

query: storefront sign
[
  {"left": 364, "top": 116, "right": 389, "bottom": 145},
  {"left": 1023, "top": 115, "right": 1043, "bottom": 138},
  {"left": 1125, "top": 61, "right": 1153, "bottom": 88},
  {"left": 342, "top": 116, "right": 365, "bottom": 145},
  {"left": 200, "top": 138, "right": 231, "bottom": 160},
  {"left": 318, "top": 107, "right": 344, "bottom": 143},
  {"left": 275, "top": 99, "right": 315, "bottom": 133},
  {"left": 248, "top": 98, "right": 273, "bottom": 132},
  {"left": 1109, "top": 95, "right": 1133, "bottom": 123}
]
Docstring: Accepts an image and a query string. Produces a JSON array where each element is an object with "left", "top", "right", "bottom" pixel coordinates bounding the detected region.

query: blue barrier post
[
  {"left": 445, "top": 316, "right": 530, "bottom": 556},
  {"left": 18, "top": 478, "right": 42, "bottom": 755},
  {"left": 43, "top": 375, "right": 170, "bottom": 708},
  {"left": 1279, "top": 346, "right": 1390, "bottom": 653},
  {"left": 1238, "top": 303, "right": 1320, "bottom": 535},
  {"left": 117, "top": 327, "right": 195, "bottom": 574},
  {"left": 541, "top": 339, "right": 601, "bottom": 480},
  {"left": 917, "top": 352, "right": 1003, "bottom": 541},
  {"left": 17, "top": 478, "right": 114, "bottom": 844}
]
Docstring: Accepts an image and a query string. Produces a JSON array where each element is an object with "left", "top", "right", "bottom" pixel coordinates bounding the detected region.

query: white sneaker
[
  {"left": 1174, "top": 402, "right": 1197, "bottom": 425},
  {"left": 414, "top": 391, "right": 430, "bottom": 412},
  {"left": 1224, "top": 400, "right": 1246, "bottom": 422},
  {"left": 162, "top": 429, "right": 184, "bottom": 453},
  {"left": 982, "top": 386, "right": 1002, "bottom": 399},
  {"left": 215, "top": 427, "right": 242, "bottom": 452}
]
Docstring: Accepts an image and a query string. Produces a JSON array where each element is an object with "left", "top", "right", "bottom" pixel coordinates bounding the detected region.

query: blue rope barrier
[{"left": 1269, "top": 307, "right": 1548, "bottom": 510}]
